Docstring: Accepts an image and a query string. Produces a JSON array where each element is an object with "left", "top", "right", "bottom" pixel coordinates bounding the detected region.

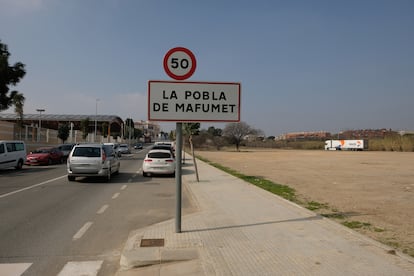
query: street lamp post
[
  {"left": 128, "top": 117, "right": 132, "bottom": 146},
  {"left": 70, "top": 122, "right": 74, "bottom": 143},
  {"left": 36, "top": 108, "right": 45, "bottom": 142},
  {"left": 95, "top": 99, "right": 99, "bottom": 142}
]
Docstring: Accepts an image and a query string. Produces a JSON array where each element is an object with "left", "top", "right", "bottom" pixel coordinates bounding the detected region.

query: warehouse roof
[{"left": 0, "top": 113, "right": 124, "bottom": 124}]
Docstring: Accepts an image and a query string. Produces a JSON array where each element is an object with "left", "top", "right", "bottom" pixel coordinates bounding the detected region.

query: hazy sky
[{"left": 1, "top": 0, "right": 413, "bottom": 136}]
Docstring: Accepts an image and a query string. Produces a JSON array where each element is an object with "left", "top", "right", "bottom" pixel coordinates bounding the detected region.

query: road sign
[
  {"left": 158, "top": 47, "right": 240, "bottom": 233},
  {"left": 163, "top": 47, "right": 197, "bottom": 80},
  {"left": 148, "top": 80, "right": 241, "bottom": 122}
]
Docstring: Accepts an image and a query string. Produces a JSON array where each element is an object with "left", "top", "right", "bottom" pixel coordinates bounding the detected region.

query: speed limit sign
[{"left": 163, "top": 47, "right": 197, "bottom": 80}]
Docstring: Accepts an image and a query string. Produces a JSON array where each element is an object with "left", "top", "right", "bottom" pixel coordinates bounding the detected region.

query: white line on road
[
  {"left": 112, "top": 193, "right": 120, "bottom": 199},
  {"left": 96, "top": 205, "right": 109, "bottom": 214},
  {"left": 57, "top": 260, "right": 103, "bottom": 276},
  {"left": 0, "top": 175, "right": 66, "bottom": 199},
  {"left": 121, "top": 185, "right": 127, "bottom": 190},
  {"left": 73, "top": 222, "right": 93, "bottom": 241}
]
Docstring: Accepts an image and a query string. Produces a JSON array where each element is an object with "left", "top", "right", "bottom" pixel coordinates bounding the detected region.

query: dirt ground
[{"left": 195, "top": 149, "right": 414, "bottom": 257}]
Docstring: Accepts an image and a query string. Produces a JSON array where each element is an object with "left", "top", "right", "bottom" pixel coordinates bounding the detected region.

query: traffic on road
[{"left": 0, "top": 141, "right": 186, "bottom": 276}]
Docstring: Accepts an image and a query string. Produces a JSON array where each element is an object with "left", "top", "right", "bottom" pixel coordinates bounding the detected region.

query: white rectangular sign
[{"left": 148, "top": 80, "right": 241, "bottom": 122}]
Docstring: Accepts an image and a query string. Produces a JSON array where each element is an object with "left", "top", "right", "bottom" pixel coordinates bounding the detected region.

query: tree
[
  {"left": 124, "top": 118, "right": 135, "bottom": 140},
  {"left": 101, "top": 122, "right": 108, "bottom": 138},
  {"left": 58, "top": 124, "right": 70, "bottom": 143},
  {"left": 206, "top": 126, "right": 224, "bottom": 150},
  {"left": 13, "top": 93, "right": 25, "bottom": 139},
  {"left": 207, "top": 126, "right": 222, "bottom": 137},
  {"left": 0, "top": 40, "right": 26, "bottom": 112},
  {"left": 183, "top": 123, "right": 200, "bottom": 181},
  {"left": 134, "top": 128, "right": 143, "bottom": 140},
  {"left": 223, "top": 121, "right": 259, "bottom": 151},
  {"left": 80, "top": 118, "right": 90, "bottom": 140},
  {"left": 169, "top": 130, "right": 175, "bottom": 141}
]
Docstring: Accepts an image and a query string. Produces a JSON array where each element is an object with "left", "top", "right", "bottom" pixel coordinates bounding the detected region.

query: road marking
[
  {"left": 0, "top": 175, "right": 66, "bottom": 199},
  {"left": 73, "top": 222, "right": 93, "bottom": 241},
  {"left": 96, "top": 205, "right": 109, "bottom": 214},
  {"left": 112, "top": 193, "right": 120, "bottom": 199},
  {"left": 121, "top": 185, "right": 127, "bottom": 190},
  {"left": 0, "top": 263, "right": 32, "bottom": 276},
  {"left": 57, "top": 260, "right": 103, "bottom": 276}
]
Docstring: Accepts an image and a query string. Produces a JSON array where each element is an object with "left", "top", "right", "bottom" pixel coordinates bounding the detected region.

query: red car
[{"left": 25, "top": 147, "right": 64, "bottom": 165}]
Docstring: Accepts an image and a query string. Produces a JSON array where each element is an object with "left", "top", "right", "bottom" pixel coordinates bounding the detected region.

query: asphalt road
[{"left": 0, "top": 147, "right": 193, "bottom": 276}]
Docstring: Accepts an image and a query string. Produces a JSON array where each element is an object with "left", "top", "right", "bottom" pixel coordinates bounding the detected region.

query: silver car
[
  {"left": 67, "top": 144, "right": 120, "bottom": 182},
  {"left": 118, "top": 144, "right": 131, "bottom": 154},
  {"left": 58, "top": 143, "right": 75, "bottom": 161},
  {"left": 104, "top": 142, "right": 122, "bottom": 157}
]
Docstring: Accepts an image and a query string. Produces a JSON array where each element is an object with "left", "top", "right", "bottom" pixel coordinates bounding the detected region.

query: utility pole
[{"left": 95, "top": 99, "right": 99, "bottom": 142}]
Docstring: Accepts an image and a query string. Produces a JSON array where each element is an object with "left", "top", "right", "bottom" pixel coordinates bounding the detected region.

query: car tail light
[
  {"left": 102, "top": 150, "right": 107, "bottom": 163},
  {"left": 166, "top": 159, "right": 174, "bottom": 163},
  {"left": 144, "top": 159, "right": 152, "bottom": 162}
]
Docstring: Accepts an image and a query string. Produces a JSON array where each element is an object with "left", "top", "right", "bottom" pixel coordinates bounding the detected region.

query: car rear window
[
  {"left": 152, "top": 145, "right": 172, "bottom": 151},
  {"left": 148, "top": 152, "right": 172, "bottom": 159},
  {"left": 72, "top": 147, "right": 101, "bottom": 157}
]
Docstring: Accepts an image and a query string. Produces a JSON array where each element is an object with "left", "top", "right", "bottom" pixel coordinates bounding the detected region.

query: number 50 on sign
[{"left": 163, "top": 47, "right": 197, "bottom": 80}]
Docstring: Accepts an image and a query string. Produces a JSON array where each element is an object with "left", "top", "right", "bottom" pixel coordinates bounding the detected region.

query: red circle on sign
[{"left": 163, "top": 47, "right": 197, "bottom": 80}]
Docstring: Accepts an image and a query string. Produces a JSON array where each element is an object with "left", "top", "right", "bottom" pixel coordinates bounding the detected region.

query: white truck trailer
[{"left": 324, "top": 139, "right": 367, "bottom": 151}]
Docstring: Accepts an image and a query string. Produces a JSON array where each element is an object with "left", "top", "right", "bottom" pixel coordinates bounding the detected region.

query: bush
[
  {"left": 370, "top": 135, "right": 414, "bottom": 152},
  {"left": 368, "top": 139, "right": 386, "bottom": 151},
  {"left": 192, "top": 131, "right": 414, "bottom": 152},
  {"left": 401, "top": 135, "right": 414, "bottom": 151}
]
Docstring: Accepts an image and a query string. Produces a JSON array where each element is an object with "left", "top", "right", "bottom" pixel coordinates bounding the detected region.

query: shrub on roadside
[{"left": 369, "top": 135, "right": 414, "bottom": 152}]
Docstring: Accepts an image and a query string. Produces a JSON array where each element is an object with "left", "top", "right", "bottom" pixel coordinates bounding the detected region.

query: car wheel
[
  {"left": 142, "top": 171, "right": 148, "bottom": 177},
  {"left": 68, "top": 175, "right": 75, "bottom": 181},
  {"left": 105, "top": 169, "right": 111, "bottom": 182},
  {"left": 15, "top": 159, "right": 24, "bottom": 170},
  {"left": 114, "top": 164, "right": 120, "bottom": 175}
]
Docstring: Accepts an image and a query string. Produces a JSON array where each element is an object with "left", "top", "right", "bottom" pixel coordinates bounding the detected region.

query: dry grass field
[{"left": 195, "top": 149, "right": 414, "bottom": 257}]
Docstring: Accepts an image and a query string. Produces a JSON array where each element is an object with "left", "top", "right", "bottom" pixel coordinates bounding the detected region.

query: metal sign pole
[{"left": 175, "top": 122, "right": 183, "bottom": 233}]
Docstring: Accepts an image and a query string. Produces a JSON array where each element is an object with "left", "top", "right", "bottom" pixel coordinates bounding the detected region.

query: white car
[
  {"left": 67, "top": 144, "right": 120, "bottom": 182},
  {"left": 142, "top": 149, "right": 175, "bottom": 177},
  {"left": 0, "top": 140, "right": 26, "bottom": 170}
]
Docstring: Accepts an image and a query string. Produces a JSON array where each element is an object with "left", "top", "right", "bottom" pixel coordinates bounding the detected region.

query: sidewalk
[{"left": 117, "top": 157, "right": 414, "bottom": 275}]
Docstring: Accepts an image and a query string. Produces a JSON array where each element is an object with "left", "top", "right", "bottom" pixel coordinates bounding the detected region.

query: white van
[{"left": 0, "top": 141, "right": 26, "bottom": 170}]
